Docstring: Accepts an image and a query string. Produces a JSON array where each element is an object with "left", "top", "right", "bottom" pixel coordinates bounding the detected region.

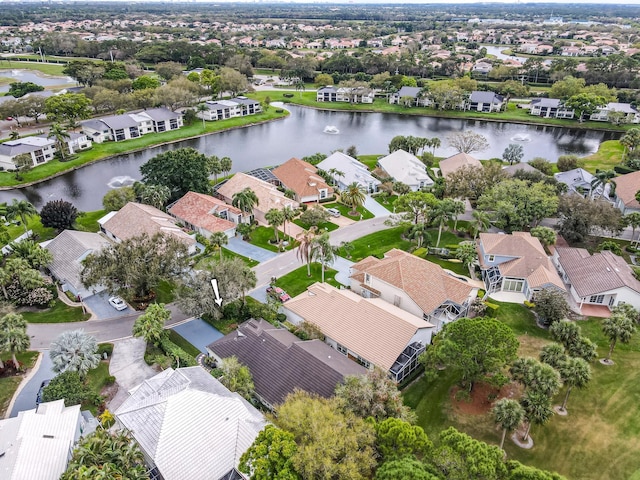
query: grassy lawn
[
  {"left": 371, "top": 194, "right": 398, "bottom": 213},
  {"left": 195, "top": 248, "right": 259, "bottom": 269},
  {"left": 153, "top": 279, "right": 176, "bottom": 304},
  {"left": 293, "top": 218, "right": 339, "bottom": 232},
  {"left": 404, "top": 303, "right": 640, "bottom": 480},
  {"left": 6, "top": 216, "right": 56, "bottom": 242},
  {"left": 21, "top": 299, "right": 90, "bottom": 323},
  {"left": 358, "top": 154, "right": 380, "bottom": 170},
  {"left": 0, "top": 60, "right": 66, "bottom": 76},
  {"left": 168, "top": 330, "right": 201, "bottom": 358},
  {"left": 249, "top": 226, "right": 295, "bottom": 252},
  {"left": 423, "top": 255, "right": 468, "bottom": 276},
  {"left": 581, "top": 140, "right": 625, "bottom": 173},
  {"left": 338, "top": 226, "right": 411, "bottom": 261},
  {"left": 323, "top": 202, "right": 374, "bottom": 220},
  {"left": 83, "top": 360, "right": 111, "bottom": 415},
  {"left": 0, "top": 350, "right": 39, "bottom": 417},
  {"left": 74, "top": 209, "right": 107, "bottom": 232},
  {"left": 274, "top": 262, "right": 341, "bottom": 297},
  {"left": 0, "top": 109, "right": 288, "bottom": 187}
]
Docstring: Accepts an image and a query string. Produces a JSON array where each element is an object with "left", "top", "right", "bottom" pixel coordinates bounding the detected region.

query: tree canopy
[{"left": 239, "top": 425, "right": 301, "bottom": 480}]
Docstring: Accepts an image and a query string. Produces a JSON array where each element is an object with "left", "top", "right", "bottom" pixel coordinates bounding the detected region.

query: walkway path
[
  {"left": 226, "top": 236, "right": 278, "bottom": 263},
  {"left": 364, "top": 195, "right": 392, "bottom": 218}
]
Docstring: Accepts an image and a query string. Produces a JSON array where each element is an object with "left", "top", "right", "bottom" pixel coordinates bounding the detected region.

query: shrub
[
  {"left": 413, "top": 247, "right": 428, "bottom": 258},
  {"left": 557, "top": 155, "right": 581, "bottom": 172},
  {"left": 105, "top": 375, "right": 116, "bottom": 386},
  {"left": 97, "top": 343, "right": 113, "bottom": 357},
  {"left": 159, "top": 337, "right": 196, "bottom": 368},
  {"left": 483, "top": 301, "right": 500, "bottom": 317},
  {"left": 524, "top": 300, "right": 535, "bottom": 309}
]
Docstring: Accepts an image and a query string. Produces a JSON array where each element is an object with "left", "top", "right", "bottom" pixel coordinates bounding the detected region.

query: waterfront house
[
  {"left": 198, "top": 97, "right": 262, "bottom": 121},
  {"left": 65, "top": 132, "right": 93, "bottom": 154},
  {"left": 554, "top": 168, "right": 610, "bottom": 198},
  {"left": 272, "top": 157, "right": 334, "bottom": 203},
  {"left": 529, "top": 98, "right": 575, "bottom": 119},
  {"left": 168, "top": 191, "right": 244, "bottom": 239},
  {"left": 0, "top": 136, "right": 56, "bottom": 170},
  {"left": 590, "top": 103, "right": 640, "bottom": 124},
  {"left": 81, "top": 108, "right": 183, "bottom": 142},
  {"left": 316, "top": 86, "right": 374, "bottom": 104},
  {"left": 389, "top": 86, "right": 429, "bottom": 107},
  {"left": 438, "top": 152, "right": 482, "bottom": 178},
  {"left": 466, "top": 91, "right": 504, "bottom": 112},
  {"left": 612, "top": 170, "right": 640, "bottom": 214},
  {"left": 377, "top": 149, "right": 434, "bottom": 190},
  {"left": 317, "top": 152, "right": 380, "bottom": 193},
  {"left": 137, "top": 107, "right": 183, "bottom": 132}
]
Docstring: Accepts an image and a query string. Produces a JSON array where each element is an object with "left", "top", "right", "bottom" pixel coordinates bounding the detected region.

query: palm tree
[
  {"left": 295, "top": 79, "right": 305, "bottom": 98},
  {"left": 6, "top": 199, "right": 37, "bottom": 235},
  {"left": 50, "top": 330, "right": 101, "bottom": 378},
  {"left": 196, "top": 103, "right": 208, "bottom": 130},
  {"left": 0, "top": 313, "right": 29, "bottom": 369},
  {"left": 539, "top": 343, "right": 566, "bottom": 369},
  {"left": 296, "top": 227, "right": 317, "bottom": 277},
  {"left": 340, "top": 240, "right": 355, "bottom": 259},
  {"left": 590, "top": 169, "right": 616, "bottom": 199},
  {"left": 430, "top": 137, "right": 441, "bottom": 154},
  {"left": 520, "top": 390, "right": 554, "bottom": 442},
  {"left": 132, "top": 303, "right": 169, "bottom": 346},
  {"left": 432, "top": 199, "right": 457, "bottom": 248},
  {"left": 9, "top": 239, "right": 53, "bottom": 269},
  {"left": 311, "top": 232, "right": 336, "bottom": 283},
  {"left": 470, "top": 210, "right": 491, "bottom": 240},
  {"left": 602, "top": 311, "right": 636, "bottom": 362},
  {"left": 208, "top": 155, "right": 222, "bottom": 184},
  {"left": 340, "top": 182, "right": 367, "bottom": 216},
  {"left": 139, "top": 184, "right": 171, "bottom": 210},
  {"left": 232, "top": 188, "right": 259, "bottom": 217},
  {"left": 47, "top": 123, "right": 71, "bottom": 161},
  {"left": 209, "top": 231, "right": 229, "bottom": 261},
  {"left": 281, "top": 205, "right": 297, "bottom": 238},
  {"left": 558, "top": 356, "right": 591, "bottom": 413},
  {"left": 9, "top": 130, "right": 19, "bottom": 140},
  {"left": 406, "top": 223, "right": 431, "bottom": 249},
  {"left": 265, "top": 208, "right": 285, "bottom": 244},
  {"left": 625, "top": 212, "right": 640, "bottom": 243},
  {"left": 492, "top": 398, "right": 525, "bottom": 450},
  {"left": 450, "top": 199, "right": 465, "bottom": 231},
  {"left": 220, "top": 156, "right": 233, "bottom": 177}
]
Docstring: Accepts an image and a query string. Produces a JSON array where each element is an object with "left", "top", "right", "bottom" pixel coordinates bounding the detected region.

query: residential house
[
  {"left": 554, "top": 168, "right": 610, "bottom": 198},
  {"left": 503, "top": 162, "right": 542, "bottom": 176},
  {"left": 590, "top": 103, "right": 640, "bottom": 124},
  {"left": 272, "top": 157, "right": 334, "bottom": 203},
  {"left": 65, "top": 132, "right": 93, "bottom": 154},
  {"left": 168, "top": 191, "right": 245, "bottom": 239},
  {"left": 613, "top": 170, "right": 640, "bottom": 214},
  {"left": 98, "top": 202, "right": 197, "bottom": 254},
  {"left": 377, "top": 149, "right": 434, "bottom": 190},
  {"left": 316, "top": 86, "right": 340, "bottom": 102},
  {"left": 45, "top": 230, "right": 111, "bottom": 299},
  {"left": 282, "top": 283, "right": 434, "bottom": 382},
  {"left": 207, "top": 319, "right": 367, "bottom": 410},
  {"left": 438, "top": 152, "right": 482, "bottom": 179},
  {"left": 477, "top": 232, "right": 565, "bottom": 301},
  {"left": 467, "top": 91, "right": 504, "bottom": 112},
  {"left": 137, "top": 108, "right": 183, "bottom": 132},
  {"left": 472, "top": 61, "right": 493, "bottom": 75},
  {"left": 0, "top": 400, "right": 94, "bottom": 480},
  {"left": 317, "top": 152, "right": 380, "bottom": 193},
  {"left": 216, "top": 172, "right": 299, "bottom": 224},
  {"left": 198, "top": 97, "right": 262, "bottom": 121},
  {"left": 350, "top": 249, "right": 477, "bottom": 332},
  {"left": 0, "top": 136, "right": 55, "bottom": 170},
  {"left": 115, "top": 367, "right": 267, "bottom": 480},
  {"left": 554, "top": 247, "right": 640, "bottom": 314},
  {"left": 81, "top": 108, "right": 183, "bottom": 142},
  {"left": 389, "top": 86, "right": 428, "bottom": 106},
  {"left": 529, "top": 98, "right": 575, "bottom": 119},
  {"left": 316, "top": 86, "right": 374, "bottom": 104}
]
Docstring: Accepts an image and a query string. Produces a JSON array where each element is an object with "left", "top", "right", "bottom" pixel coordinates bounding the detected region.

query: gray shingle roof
[
  {"left": 396, "top": 86, "right": 421, "bottom": 98},
  {"left": 469, "top": 90, "right": 504, "bottom": 104},
  {"left": 141, "top": 107, "right": 181, "bottom": 122},
  {"left": 531, "top": 98, "right": 562, "bottom": 108}
]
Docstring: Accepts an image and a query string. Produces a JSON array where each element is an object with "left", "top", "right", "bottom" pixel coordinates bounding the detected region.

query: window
[
  {"left": 608, "top": 296, "right": 615, "bottom": 307},
  {"left": 364, "top": 273, "right": 371, "bottom": 285},
  {"left": 337, "top": 343, "right": 347, "bottom": 355},
  {"left": 169, "top": 119, "right": 178, "bottom": 129},
  {"left": 503, "top": 279, "right": 524, "bottom": 292},
  {"left": 320, "top": 189, "right": 327, "bottom": 199},
  {"left": 589, "top": 294, "right": 605, "bottom": 304},
  {"left": 487, "top": 255, "right": 495, "bottom": 262}
]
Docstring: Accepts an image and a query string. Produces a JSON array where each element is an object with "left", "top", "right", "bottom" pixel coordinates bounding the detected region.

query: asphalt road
[{"left": 10, "top": 352, "right": 55, "bottom": 417}]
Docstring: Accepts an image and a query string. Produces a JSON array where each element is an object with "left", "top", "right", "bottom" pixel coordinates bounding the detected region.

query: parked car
[
  {"left": 326, "top": 207, "right": 341, "bottom": 218},
  {"left": 6, "top": 117, "right": 13, "bottom": 121},
  {"left": 36, "top": 379, "right": 51, "bottom": 405},
  {"left": 108, "top": 296, "right": 127, "bottom": 311},
  {"left": 266, "top": 286, "right": 291, "bottom": 303}
]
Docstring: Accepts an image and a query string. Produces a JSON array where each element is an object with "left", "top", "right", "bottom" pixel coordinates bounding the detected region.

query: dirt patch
[
  {"left": 100, "top": 381, "right": 119, "bottom": 408},
  {"left": 451, "top": 381, "right": 522, "bottom": 415}
]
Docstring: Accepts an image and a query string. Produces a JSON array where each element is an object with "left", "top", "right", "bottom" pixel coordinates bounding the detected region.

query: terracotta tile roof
[
  {"left": 282, "top": 283, "right": 433, "bottom": 370},
  {"left": 351, "top": 249, "right": 475, "bottom": 314},
  {"left": 208, "top": 319, "right": 366, "bottom": 407},
  {"left": 556, "top": 246, "right": 640, "bottom": 297},
  {"left": 102, "top": 202, "right": 195, "bottom": 246},
  {"left": 272, "top": 158, "right": 333, "bottom": 200},
  {"left": 478, "top": 232, "right": 564, "bottom": 290},
  {"left": 613, "top": 170, "right": 640, "bottom": 210},
  {"left": 168, "top": 192, "right": 238, "bottom": 235},
  {"left": 439, "top": 153, "right": 482, "bottom": 178},
  {"left": 217, "top": 172, "right": 299, "bottom": 213}
]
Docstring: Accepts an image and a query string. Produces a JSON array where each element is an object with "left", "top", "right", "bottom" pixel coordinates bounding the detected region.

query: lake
[
  {"left": 0, "top": 105, "right": 618, "bottom": 210},
  {"left": 0, "top": 69, "right": 76, "bottom": 93}
]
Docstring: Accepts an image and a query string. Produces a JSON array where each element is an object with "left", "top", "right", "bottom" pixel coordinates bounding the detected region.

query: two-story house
[
  {"left": 466, "top": 91, "right": 504, "bottom": 112},
  {"left": 198, "top": 97, "right": 262, "bottom": 121},
  {"left": 529, "top": 98, "right": 575, "bottom": 119},
  {"left": 0, "top": 136, "right": 56, "bottom": 170}
]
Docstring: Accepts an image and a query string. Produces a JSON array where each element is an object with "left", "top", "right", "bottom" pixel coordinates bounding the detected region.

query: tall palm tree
[
  {"left": 311, "top": 232, "right": 336, "bottom": 283},
  {"left": 602, "top": 311, "right": 636, "bottom": 362},
  {"left": 296, "top": 226, "right": 317, "bottom": 277},
  {"left": 340, "top": 182, "right": 367, "bottom": 216},
  {"left": 50, "top": 330, "right": 101, "bottom": 378},
  {"left": 406, "top": 223, "right": 431, "bottom": 249},
  {"left": 281, "top": 205, "right": 296, "bottom": 238},
  {"left": 209, "top": 231, "right": 229, "bottom": 261},
  {"left": 6, "top": 199, "right": 37, "bottom": 235},
  {"left": 470, "top": 210, "right": 491, "bottom": 240},
  {"left": 220, "top": 157, "right": 233, "bottom": 177},
  {"left": 558, "top": 356, "right": 591, "bottom": 413},
  {"left": 590, "top": 169, "right": 616, "bottom": 199},
  {"left": 432, "top": 199, "right": 457, "bottom": 248},
  {"left": 196, "top": 103, "right": 208, "bottom": 130},
  {"left": 492, "top": 398, "right": 525, "bottom": 450},
  {"left": 265, "top": 208, "right": 285, "bottom": 244},
  {"left": 0, "top": 313, "right": 29, "bottom": 369},
  {"left": 208, "top": 155, "right": 222, "bottom": 184},
  {"left": 520, "top": 390, "right": 554, "bottom": 442},
  {"left": 47, "top": 123, "right": 71, "bottom": 161},
  {"left": 430, "top": 137, "right": 441, "bottom": 154},
  {"left": 232, "top": 188, "right": 259, "bottom": 217},
  {"left": 450, "top": 199, "right": 465, "bottom": 231},
  {"left": 625, "top": 212, "right": 640, "bottom": 243}
]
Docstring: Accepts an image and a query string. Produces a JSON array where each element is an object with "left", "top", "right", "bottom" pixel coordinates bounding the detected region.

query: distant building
[
  {"left": 529, "top": 98, "right": 575, "bottom": 119},
  {"left": 198, "top": 96, "right": 262, "bottom": 121}
]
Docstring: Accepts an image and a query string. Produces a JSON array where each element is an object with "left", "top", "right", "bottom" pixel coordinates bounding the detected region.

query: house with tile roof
[
  {"left": 350, "top": 249, "right": 477, "bottom": 332},
  {"left": 377, "top": 150, "right": 434, "bottom": 191},
  {"left": 216, "top": 172, "right": 299, "bottom": 224},
  {"left": 553, "top": 247, "right": 640, "bottom": 314},
  {"left": 612, "top": 170, "right": 640, "bottom": 214},
  {"left": 207, "top": 319, "right": 366, "bottom": 410},
  {"left": 316, "top": 152, "right": 380, "bottom": 193},
  {"left": 0, "top": 400, "right": 93, "bottom": 480},
  {"left": 115, "top": 367, "right": 266, "bottom": 480},
  {"left": 271, "top": 158, "right": 334, "bottom": 203},
  {"left": 477, "top": 232, "right": 565, "bottom": 301},
  {"left": 45, "top": 230, "right": 111, "bottom": 299},
  {"left": 282, "top": 283, "right": 434, "bottom": 382},
  {"left": 168, "top": 191, "right": 247, "bottom": 239},
  {"left": 98, "top": 202, "right": 196, "bottom": 254},
  {"left": 438, "top": 152, "right": 482, "bottom": 178}
]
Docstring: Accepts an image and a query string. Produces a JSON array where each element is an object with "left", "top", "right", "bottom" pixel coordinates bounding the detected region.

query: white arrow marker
[{"left": 211, "top": 279, "right": 223, "bottom": 307}]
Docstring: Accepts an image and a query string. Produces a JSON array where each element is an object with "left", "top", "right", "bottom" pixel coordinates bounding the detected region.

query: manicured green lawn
[
  {"left": 404, "top": 303, "right": 640, "bottom": 480},
  {"left": 83, "top": 360, "right": 111, "bottom": 415},
  {"left": 338, "top": 226, "right": 411, "bottom": 261},
  {"left": 274, "top": 263, "right": 341, "bottom": 297},
  {"left": 0, "top": 350, "right": 39, "bottom": 417},
  {"left": 21, "top": 300, "right": 90, "bottom": 323},
  {"left": 6, "top": 216, "right": 56, "bottom": 242},
  {"left": 168, "top": 330, "right": 201, "bottom": 358},
  {"left": 0, "top": 109, "right": 288, "bottom": 187},
  {"left": 153, "top": 279, "right": 176, "bottom": 304},
  {"left": 248, "top": 226, "right": 295, "bottom": 252},
  {"left": 293, "top": 218, "right": 339, "bottom": 232},
  {"left": 195, "top": 248, "right": 259, "bottom": 269},
  {"left": 422, "top": 255, "right": 468, "bottom": 276},
  {"left": 75, "top": 209, "right": 107, "bottom": 232},
  {"left": 358, "top": 154, "right": 380, "bottom": 170},
  {"left": 581, "top": 140, "right": 625, "bottom": 173},
  {"left": 323, "top": 202, "right": 374, "bottom": 220},
  {"left": 0, "top": 60, "right": 66, "bottom": 76},
  {"left": 371, "top": 194, "right": 398, "bottom": 213}
]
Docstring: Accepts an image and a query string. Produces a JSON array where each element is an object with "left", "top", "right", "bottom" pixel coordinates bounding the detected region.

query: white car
[
  {"left": 326, "top": 207, "right": 341, "bottom": 218},
  {"left": 108, "top": 296, "right": 127, "bottom": 311}
]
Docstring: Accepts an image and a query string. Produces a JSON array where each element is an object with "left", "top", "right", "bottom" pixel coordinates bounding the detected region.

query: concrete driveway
[
  {"left": 109, "top": 338, "right": 157, "bottom": 392},
  {"left": 9, "top": 352, "right": 56, "bottom": 417},
  {"left": 226, "top": 236, "right": 278, "bottom": 263},
  {"left": 172, "top": 318, "right": 224, "bottom": 353},
  {"left": 83, "top": 292, "right": 135, "bottom": 320},
  {"left": 364, "top": 195, "right": 392, "bottom": 218}
]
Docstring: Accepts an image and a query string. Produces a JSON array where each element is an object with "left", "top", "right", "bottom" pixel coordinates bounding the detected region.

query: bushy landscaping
[
  {"left": 293, "top": 218, "right": 339, "bottom": 232},
  {"left": 0, "top": 350, "right": 39, "bottom": 417},
  {"left": 274, "top": 262, "right": 341, "bottom": 297}
]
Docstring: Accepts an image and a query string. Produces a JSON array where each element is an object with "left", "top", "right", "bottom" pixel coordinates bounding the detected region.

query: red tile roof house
[
  {"left": 350, "top": 249, "right": 477, "bottom": 332},
  {"left": 553, "top": 247, "right": 640, "bottom": 316},
  {"left": 271, "top": 158, "right": 334, "bottom": 203},
  {"left": 168, "top": 191, "right": 249, "bottom": 239},
  {"left": 613, "top": 170, "right": 640, "bottom": 215},
  {"left": 477, "top": 232, "right": 565, "bottom": 302}
]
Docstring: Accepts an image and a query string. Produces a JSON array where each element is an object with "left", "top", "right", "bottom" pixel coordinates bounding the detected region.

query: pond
[
  {"left": 481, "top": 45, "right": 530, "bottom": 64},
  {"left": 0, "top": 105, "right": 618, "bottom": 210},
  {"left": 0, "top": 69, "right": 76, "bottom": 93}
]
